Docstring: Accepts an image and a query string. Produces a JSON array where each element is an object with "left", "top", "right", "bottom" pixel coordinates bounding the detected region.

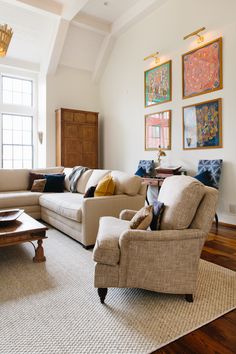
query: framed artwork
[
  {"left": 144, "top": 60, "right": 172, "bottom": 107},
  {"left": 183, "top": 98, "right": 222, "bottom": 150},
  {"left": 145, "top": 110, "right": 171, "bottom": 150},
  {"left": 182, "top": 37, "right": 223, "bottom": 99}
]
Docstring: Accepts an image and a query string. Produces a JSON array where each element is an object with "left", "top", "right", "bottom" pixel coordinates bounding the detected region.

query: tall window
[{"left": 0, "top": 73, "right": 35, "bottom": 168}]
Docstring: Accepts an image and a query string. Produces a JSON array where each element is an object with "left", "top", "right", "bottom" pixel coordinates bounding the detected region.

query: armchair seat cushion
[{"left": 93, "top": 216, "right": 130, "bottom": 266}]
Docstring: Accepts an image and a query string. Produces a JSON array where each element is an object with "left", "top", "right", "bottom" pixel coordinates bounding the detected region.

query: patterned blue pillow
[
  {"left": 198, "top": 159, "right": 223, "bottom": 189},
  {"left": 138, "top": 160, "right": 154, "bottom": 175},
  {"left": 135, "top": 167, "right": 146, "bottom": 177},
  {"left": 194, "top": 170, "right": 214, "bottom": 187},
  {"left": 150, "top": 200, "right": 165, "bottom": 231}
]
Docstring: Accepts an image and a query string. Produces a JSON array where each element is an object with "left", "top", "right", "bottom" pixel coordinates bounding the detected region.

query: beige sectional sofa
[{"left": 0, "top": 167, "right": 146, "bottom": 247}]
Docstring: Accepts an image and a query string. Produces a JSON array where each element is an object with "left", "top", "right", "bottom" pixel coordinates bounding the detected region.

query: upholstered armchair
[{"left": 92, "top": 176, "right": 218, "bottom": 303}]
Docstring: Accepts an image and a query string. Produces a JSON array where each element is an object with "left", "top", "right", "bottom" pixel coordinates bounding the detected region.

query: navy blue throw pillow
[
  {"left": 84, "top": 185, "right": 97, "bottom": 198},
  {"left": 44, "top": 174, "right": 65, "bottom": 193},
  {"left": 135, "top": 167, "right": 146, "bottom": 177},
  {"left": 194, "top": 170, "right": 214, "bottom": 187},
  {"left": 150, "top": 200, "right": 165, "bottom": 231}
]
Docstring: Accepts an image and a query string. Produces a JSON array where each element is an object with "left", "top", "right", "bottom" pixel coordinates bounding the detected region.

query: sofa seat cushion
[
  {"left": 39, "top": 192, "right": 84, "bottom": 222},
  {"left": 158, "top": 175, "right": 205, "bottom": 230},
  {"left": 93, "top": 216, "right": 130, "bottom": 266},
  {"left": 0, "top": 191, "right": 42, "bottom": 209}
]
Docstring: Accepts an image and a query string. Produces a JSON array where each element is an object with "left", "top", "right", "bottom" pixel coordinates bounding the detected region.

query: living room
[{"left": 0, "top": 0, "right": 235, "bottom": 353}]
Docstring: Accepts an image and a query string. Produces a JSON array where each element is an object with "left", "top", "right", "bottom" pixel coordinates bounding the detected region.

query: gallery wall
[{"left": 99, "top": 0, "right": 236, "bottom": 224}]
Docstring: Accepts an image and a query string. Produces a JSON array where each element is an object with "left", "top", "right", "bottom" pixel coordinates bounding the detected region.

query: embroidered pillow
[
  {"left": 130, "top": 205, "right": 153, "bottom": 230},
  {"left": 31, "top": 179, "right": 47, "bottom": 192}
]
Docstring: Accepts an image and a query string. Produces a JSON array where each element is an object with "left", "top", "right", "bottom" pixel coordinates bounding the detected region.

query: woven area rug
[{"left": 0, "top": 227, "right": 236, "bottom": 354}]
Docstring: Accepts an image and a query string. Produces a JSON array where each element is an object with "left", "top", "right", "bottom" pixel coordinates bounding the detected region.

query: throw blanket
[{"left": 69, "top": 166, "right": 89, "bottom": 193}]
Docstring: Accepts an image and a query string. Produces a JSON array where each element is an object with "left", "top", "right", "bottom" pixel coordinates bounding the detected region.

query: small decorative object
[
  {"left": 183, "top": 98, "right": 222, "bottom": 150},
  {"left": 182, "top": 37, "right": 222, "bottom": 99},
  {"left": 144, "top": 60, "right": 172, "bottom": 107},
  {"left": 0, "top": 24, "right": 13, "bottom": 57},
  {"left": 156, "top": 146, "right": 166, "bottom": 166},
  {"left": 145, "top": 110, "right": 171, "bottom": 151},
  {"left": 0, "top": 209, "right": 24, "bottom": 223}
]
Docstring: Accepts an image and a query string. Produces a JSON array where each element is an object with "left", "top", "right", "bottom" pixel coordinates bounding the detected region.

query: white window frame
[{"left": 0, "top": 67, "right": 38, "bottom": 168}]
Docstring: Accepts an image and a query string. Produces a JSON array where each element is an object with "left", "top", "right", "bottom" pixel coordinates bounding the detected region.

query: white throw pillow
[
  {"left": 111, "top": 171, "right": 142, "bottom": 196},
  {"left": 85, "top": 170, "right": 111, "bottom": 192}
]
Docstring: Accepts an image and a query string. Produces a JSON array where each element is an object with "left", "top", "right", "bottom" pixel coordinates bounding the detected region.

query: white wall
[
  {"left": 99, "top": 0, "right": 236, "bottom": 224},
  {"left": 46, "top": 64, "right": 100, "bottom": 167}
]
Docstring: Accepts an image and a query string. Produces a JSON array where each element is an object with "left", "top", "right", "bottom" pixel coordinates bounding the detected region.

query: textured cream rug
[{"left": 0, "top": 227, "right": 235, "bottom": 354}]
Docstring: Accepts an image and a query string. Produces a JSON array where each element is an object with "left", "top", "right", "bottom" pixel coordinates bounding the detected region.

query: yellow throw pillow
[{"left": 94, "top": 174, "right": 116, "bottom": 197}]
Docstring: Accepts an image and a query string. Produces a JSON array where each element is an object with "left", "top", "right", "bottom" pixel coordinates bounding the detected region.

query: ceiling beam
[
  {"left": 9, "top": 0, "right": 63, "bottom": 16},
  {"left": 42, "top": 18, "right": 69, "bottom": 75},
  {"left": 92, "top": 0, "right": 168, "bottom": 82},
  {"left": 72, "top": 13, "right": 111, "bottom": 36},
  {"left": 62, "top": 0, "right": 90, "bottom": 21}
]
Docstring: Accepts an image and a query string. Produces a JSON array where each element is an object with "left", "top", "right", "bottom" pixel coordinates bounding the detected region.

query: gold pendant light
[{"left": 0, "top": 24, "right": 13, "bottom": 57}]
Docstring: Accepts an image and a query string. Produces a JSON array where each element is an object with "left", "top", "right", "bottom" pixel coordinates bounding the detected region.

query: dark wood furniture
[
  {"left": 56, "top": 108, "right": 98, "bottom": 168},
  {"left": 0, "top": 212, "right": 48, "bottom": 262}
]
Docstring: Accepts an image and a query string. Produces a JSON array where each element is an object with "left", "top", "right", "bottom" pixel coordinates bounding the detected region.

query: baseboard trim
[{"left": 213, "top": 221, "right": 236, "bottom": 229}]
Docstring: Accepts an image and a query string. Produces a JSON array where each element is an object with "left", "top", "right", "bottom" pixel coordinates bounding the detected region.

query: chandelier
[{"left": 0, "top": 24, "right": 13, "bottom": 57}]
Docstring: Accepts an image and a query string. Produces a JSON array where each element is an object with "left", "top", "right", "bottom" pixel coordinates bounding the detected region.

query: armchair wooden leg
[
  {"left": 98, "top": 288, "right": 108, "bottom": 304},
  {"left": 185, "top": 294, "right": 193, "bottom": 302}
]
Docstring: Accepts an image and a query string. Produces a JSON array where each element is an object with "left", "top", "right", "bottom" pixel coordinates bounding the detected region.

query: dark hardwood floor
[{"left": 151, "top": 224, "right": 236, "bottom": 354}]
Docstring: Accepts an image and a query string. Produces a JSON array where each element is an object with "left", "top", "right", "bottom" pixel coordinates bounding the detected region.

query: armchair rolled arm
[{"left": 119, "top": 209, "right": 138, "bottom": 221}]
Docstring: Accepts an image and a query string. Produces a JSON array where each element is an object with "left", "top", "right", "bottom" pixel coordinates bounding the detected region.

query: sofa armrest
[
  {"left": 81, "top": 194, "right": 145, "bottom": 246},
  {"left": 119, "top": 209, "right": 138, "bottom": 221}
]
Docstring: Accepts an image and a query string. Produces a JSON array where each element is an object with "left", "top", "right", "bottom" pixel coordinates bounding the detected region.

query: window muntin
[
  {"left": 2, "top": 114, "right": 33, "bottom": 168},
  {"left": 2, "top": 75, "right": 33, "bottom": 107}
]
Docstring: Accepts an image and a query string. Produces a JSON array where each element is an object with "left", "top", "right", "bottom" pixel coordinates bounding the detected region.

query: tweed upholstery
[
  {"left": 93, "top": 175, "right": 219, "bottom": 297},
  {"left": 198, "top": 159, "right": 223, "bottom": 188},
  {"left": 93, "top": 216, "right": 130, "bottom": 266},
  {"left": 158, "top": 175, "right": 205, "bottom": 230}
]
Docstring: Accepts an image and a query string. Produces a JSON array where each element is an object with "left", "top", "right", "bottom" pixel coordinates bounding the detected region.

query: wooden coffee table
[{"left": 0, "top": 212, "right": 48, "bottom": 262}]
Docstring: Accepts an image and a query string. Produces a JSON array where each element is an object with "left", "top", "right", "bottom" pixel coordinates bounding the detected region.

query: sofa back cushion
[
  {"left": 32, "top": 167, "right": 64, "bottom": 174},
  {"left": 0, "top": 169, "right": 29, "bottom": 191},
  {"left": 158, "top": 175, "right": 205, "bottom": 230},
  {"left": 85, "top": 170, "right": 111, "bottom": 192},
  {"left": 77, "top": 169, "right": 93, "bottom": 193},
  {"left": 111, "top": 171, "right": 142, "bottom": 196},
  {"left": 64, "top": 168, "right": 73, "bottom": 191}
]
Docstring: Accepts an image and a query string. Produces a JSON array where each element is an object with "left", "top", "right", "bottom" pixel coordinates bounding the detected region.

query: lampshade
[{"left": 0, "top": 24, "right": 13, "bottom": 57}]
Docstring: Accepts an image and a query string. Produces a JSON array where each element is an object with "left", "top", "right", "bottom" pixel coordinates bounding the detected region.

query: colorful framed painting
[
  {"left": 144, "top": 60, "right": 172, "bottom": 107},
  {"left": 145, "top": 110, "right": 171, "bottom": 150},
  {"left": 182, "top": 37, "right": 223, "bottom": 99},
  {"left": 183, "top": 98, "right": 222, "bottom": 150}
]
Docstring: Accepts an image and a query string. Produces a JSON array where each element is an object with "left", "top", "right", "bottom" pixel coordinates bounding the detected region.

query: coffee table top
[{"left": 0, "top": 212, "right": 48, "bottom": 237}]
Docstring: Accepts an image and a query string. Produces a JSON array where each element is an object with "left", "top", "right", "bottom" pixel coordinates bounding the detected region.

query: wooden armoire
[{"left": 56, "top": 108, "right": 98, "bottom": 168}]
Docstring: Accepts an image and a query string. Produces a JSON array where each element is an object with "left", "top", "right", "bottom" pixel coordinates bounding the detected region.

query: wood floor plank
[{"left": 151, "top": 225, "right": 236, "bottom": 354}]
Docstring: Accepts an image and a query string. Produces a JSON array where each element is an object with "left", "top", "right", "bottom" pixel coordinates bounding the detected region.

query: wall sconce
[
  {"left": 183, "top": 27, "right": 206, "bottom": 44},
  {"left": 38, "top": 131, "right": 43, "bottom": 144},
  {"left": 144, "top": 51, "right": 160, "bottom": 64},
  {"left": 0, "top": 24, "right": 13, "bottom": 57}
]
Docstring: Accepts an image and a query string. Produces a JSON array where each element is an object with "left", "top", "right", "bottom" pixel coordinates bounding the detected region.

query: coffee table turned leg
[{"left": 33, "top": 239, "right": 46, "bottom": 263}]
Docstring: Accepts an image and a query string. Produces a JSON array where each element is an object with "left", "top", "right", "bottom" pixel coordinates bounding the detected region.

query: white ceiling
[{"left": 0, "top": 0, "right": 168, "bottom": 80}]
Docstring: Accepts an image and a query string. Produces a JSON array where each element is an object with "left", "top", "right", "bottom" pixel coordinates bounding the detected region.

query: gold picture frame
[
  {"left": 182, "top": 98, "right": 222, "bottom": 150},
  {"left": 145, "top": 110, "right": 171, "bottom": 150},
  {"left": 144, "top": 60, "right": 172, "bottom": 107},
  {"left": 182, "top": 37, "right": 223, "bottom": 99}
]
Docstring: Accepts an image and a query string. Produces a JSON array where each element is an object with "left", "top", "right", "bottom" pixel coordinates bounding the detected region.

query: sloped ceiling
[{"left": 0, "top": 0, "right": 168, "bottom": 80}]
